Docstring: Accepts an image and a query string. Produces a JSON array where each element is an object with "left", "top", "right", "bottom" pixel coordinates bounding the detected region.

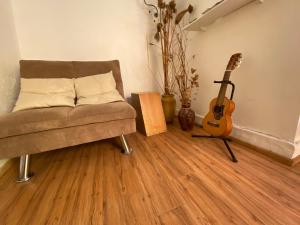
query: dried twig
[{"left": 144, "top": 1, "right": 195, "bottom": 98}]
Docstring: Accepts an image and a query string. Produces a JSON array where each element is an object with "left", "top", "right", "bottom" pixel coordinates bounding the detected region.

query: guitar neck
[{"left": 216, "top": 71, "right": 231, "bottom": 106}]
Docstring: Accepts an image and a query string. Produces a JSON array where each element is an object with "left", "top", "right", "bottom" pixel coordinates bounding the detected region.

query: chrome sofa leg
[
  {"left": 120, "top": 134, "right": 133, "bottom": 155},
  {"left": 16, "top": 154, "right": 33, "bottom": 183}
]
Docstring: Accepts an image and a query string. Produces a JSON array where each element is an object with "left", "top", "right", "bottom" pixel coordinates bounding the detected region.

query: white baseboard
[
  {"left": 194, "top": 113, "right": 297, "bottom": 159},
  {"left": 293, "top": 141, "right": 300, "bottom": 158}
]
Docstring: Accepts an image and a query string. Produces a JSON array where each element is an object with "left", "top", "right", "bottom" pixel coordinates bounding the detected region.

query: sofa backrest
[{"left": 19, "top": 60, "right": 124, "bottom": 97}]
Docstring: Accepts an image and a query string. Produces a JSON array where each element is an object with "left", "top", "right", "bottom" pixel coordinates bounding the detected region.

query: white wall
[
  {"left": 0, "top": 0, "right": 20, "bottom": 114},
  {"left": 11, "top": 0, "right": 158, "bottom": 97},
  {"left": 0, "top": 0, "right": 20, "bottom": 168},
  {"left": 185, "top": 0, "right": 300, "bottom": 158}
]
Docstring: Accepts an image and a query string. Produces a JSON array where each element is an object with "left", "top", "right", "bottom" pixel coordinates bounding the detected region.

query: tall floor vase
[{"left": 161, "top": 94, "right": 176, "bottom": 123}]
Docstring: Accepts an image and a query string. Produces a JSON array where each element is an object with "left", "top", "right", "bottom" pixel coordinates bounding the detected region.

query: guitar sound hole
[{"left": 213, "top": 105, "right": 224, "bottom": 120}]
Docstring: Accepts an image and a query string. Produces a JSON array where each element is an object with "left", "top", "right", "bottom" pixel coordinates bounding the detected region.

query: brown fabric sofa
[{"left": 0, "top": 60, "right": 136, "bottom": 182}]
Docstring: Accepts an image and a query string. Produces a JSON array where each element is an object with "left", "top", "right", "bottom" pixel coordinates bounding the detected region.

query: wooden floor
[{"left": 0, "top": 124, "right": 300, "bottom": 225}]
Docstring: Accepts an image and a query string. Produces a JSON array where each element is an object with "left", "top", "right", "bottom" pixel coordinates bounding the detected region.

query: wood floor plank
[
  {"left": 0, "top": 124, "right": 299, "bottom": 225},
  {"left": 164, "top": 129, "right": 300, "bottom": 225},
  {"left": 0, "top": 152, "right": 59, "bottom": 225},
  {"left": 126, "top": 193, "right": 160, "bottom": 225},
  {"left": 159, "top": 206, "right": 200, "bottom": 225},
  {"left": 132, "top": 134, "right": 182, "bottom": 216}
]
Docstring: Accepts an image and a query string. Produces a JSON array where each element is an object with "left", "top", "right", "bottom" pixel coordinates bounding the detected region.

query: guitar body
[
  {"left": 203, "top": 97, "right": 235, "bottom": 137},
  {"left": 202, "top": 53, "right": 242, "bottom": 137}
]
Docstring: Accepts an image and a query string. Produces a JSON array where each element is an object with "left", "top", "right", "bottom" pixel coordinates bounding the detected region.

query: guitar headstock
[{"left": 226, "top": 53, "right": 243, "bottom": 71}]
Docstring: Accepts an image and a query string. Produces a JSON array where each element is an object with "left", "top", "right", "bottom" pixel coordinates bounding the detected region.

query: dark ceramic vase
[{"left": 178, "top": 106, "right": 195, "bottom": 131}]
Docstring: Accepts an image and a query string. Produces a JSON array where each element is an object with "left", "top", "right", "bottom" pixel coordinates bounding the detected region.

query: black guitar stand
[
  {"left": 192, "top": 80, "right": 238, "bottom": 163},
  {"left": 214, "top": 80, "right": 235, "bottom": 101}
]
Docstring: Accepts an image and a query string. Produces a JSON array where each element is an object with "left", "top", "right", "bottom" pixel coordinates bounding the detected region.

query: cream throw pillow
[
  {"left": 74, "top": 72, "right": 124, "bottom": 105},
  {"left": 13, "top": 78, "right": 75, "bottom": 112}
]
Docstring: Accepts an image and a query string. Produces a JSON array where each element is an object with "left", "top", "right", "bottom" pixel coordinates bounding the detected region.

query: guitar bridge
[{"left": 207, "top": 121, "right": 220, "bottom": 127}]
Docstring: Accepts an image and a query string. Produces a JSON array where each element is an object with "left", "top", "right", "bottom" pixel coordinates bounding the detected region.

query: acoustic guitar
[{"left": 202, "top": 53, "right": 242, "bottom": 137}]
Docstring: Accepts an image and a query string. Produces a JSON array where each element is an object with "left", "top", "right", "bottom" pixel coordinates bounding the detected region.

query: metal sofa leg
[
  {"left": 120, "top": 134, "right": 133, "bottom": 155},
  {"left": 16, "top": 154, "right": 33, "bottom": 183}
]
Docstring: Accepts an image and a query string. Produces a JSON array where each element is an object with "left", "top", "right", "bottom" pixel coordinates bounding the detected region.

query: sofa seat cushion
[
  {"left": 0, "top": 107, "right": 72, "bottom": 139},
  {"left": 68, "top": 102, "right": 136, "bottom": 127},
  {"left": 0, "top": 102, "right": 136, "bottom": 139}
]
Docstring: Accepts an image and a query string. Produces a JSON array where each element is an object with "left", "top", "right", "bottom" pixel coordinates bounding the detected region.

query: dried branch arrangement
[
  {"left": 144, "top": 0, "right": 194, "bottom": 96},
  {"left": 172, "top": 28, "right": 199, "bottom": 107}
]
